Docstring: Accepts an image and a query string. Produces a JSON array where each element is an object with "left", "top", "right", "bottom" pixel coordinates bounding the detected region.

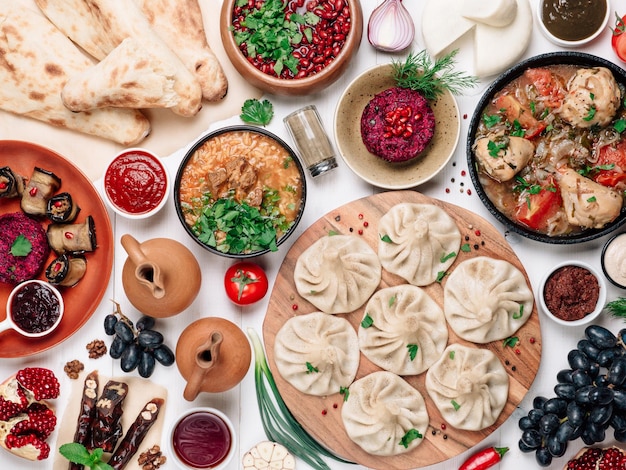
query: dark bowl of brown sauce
[{"left": 538, "top": 0, "right": 610, "bottom": 47}]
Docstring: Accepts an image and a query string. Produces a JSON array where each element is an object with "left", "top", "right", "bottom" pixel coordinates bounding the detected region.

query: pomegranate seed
[
  {"left": 0, "top": 182, "right": 7, "bottom": 190},
  {"left": 529, "top": 337, "right": 536, "bottom": 344},
  {"left": 29, "top": 187, "right": 38, "bottom": 196},
  {"left": 292, "top": 304, "right": 298, "bottom": 310},
  {"left": 64, "top": 232, "right": 74, "bottom": 239}
]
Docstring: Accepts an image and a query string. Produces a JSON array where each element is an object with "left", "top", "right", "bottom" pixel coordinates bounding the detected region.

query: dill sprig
[
  {"left": 391, "top": 49, "right": 478, "bottom": 100},
  {"left": 606, "top": 297, "right": 626, "bottom": 319}
]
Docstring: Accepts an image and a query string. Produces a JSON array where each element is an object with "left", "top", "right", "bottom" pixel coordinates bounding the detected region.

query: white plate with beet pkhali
[{"left": 334, "top": 63, "right": 461, "bottom": 190}]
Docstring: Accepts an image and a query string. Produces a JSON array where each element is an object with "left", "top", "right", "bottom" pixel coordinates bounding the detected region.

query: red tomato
[
  {"left": 514, "top": 178, "right": 562, "bottom": 230},
  {"left": 494, "top": 94, "right": 546, "bottom": 139},
  {"left": 524, "top": 68, "right": 564, "bottom": 109},
  {"left": 612, "top": 13, "right": 626, "bottom": 63},
  {"left": 594, "top": 140, "right": 626, "bottom": 187},
  {"left": 224, "top": 262, "right": 269, "bottom": 305}
]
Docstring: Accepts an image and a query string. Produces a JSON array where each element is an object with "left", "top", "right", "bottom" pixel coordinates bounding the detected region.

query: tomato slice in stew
[
  {"left": 514, "top": 178, "right": 562, "bottom": 230},
  {"left": 594, "top": 140, "right": 626, "bottom": 187},
  {"left": 494, "top": 94, "right": 546, "bottom": 139},
  {"left": 524, "top": 68, "right": 564, "bottom": 109}
]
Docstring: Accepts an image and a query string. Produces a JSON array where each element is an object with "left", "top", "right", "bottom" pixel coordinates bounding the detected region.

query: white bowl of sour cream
[{"left": 602, "top": 233, "right": 626, "bottom": 289}]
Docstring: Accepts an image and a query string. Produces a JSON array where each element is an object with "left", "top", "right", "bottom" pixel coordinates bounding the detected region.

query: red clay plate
[{"left": 0, "top": 141, "right": 113, "bottom": 357}]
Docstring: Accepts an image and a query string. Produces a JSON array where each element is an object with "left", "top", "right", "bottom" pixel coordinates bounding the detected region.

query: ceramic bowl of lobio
[
  {"left": 174, "top": 126, "right": 307, "bottom": 258},
  {"left": 220, "top": 0, "right": 363, "bottom": 95},
  {"left": 538, "top": 260, "right": 607, "bottom": 327},
  {"left": 102, "top": 148, "right": 170, "bottom": 220}
]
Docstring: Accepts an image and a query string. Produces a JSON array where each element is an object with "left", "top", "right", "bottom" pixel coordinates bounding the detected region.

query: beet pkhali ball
[
  {"left": 361, "top": 87, "right": 436, "bottom": 163},
  {"left": 0, "top": 212, "right": 50, "bottom": 285}
]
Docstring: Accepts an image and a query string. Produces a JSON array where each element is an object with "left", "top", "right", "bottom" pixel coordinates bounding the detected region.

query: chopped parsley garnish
[
  {"left": 482, "top": 113, "right": 501, "bottom": 128},
  {"left": 11, "top": 234, "right": 32, "bottom": 257},
  {"left": 407, "top": 344, "right": 418, "bottom": 361},
  {"left": 305, "top": 362, "right": 319, "bottom": 374},
  {"left": 513, "top": 304, "right": 524, "bottom": 320},
  {"left": 440, "top": 251, "right": 456, "bottom": 263},
  {"left": 460, "top": 243, "right": 471, "bottom": 252},
  {"left": 240, "top": 98, "right": 274, "bottom": 125},
  {"left": 361, "top": 313, "right": 374, "bottom": 328},
  {"left": 583, "top": 104, "right": 597, "bottom": 122},
  {"left": 451, "top": 400, "right": 461, "bottom": 411},
  {"left": 388, "top": 295, "right": 397, "bottom": 307},
  {"left": 399, "top": 429, "right": 423, "bottom": 448},
  {"left": 487, "top": 139, "right": 507, "bottom": 158},
  {"left": 436, "top": 271, "right": 447, "bottom": 283},
  {"left": 510, "top": 119, "right": 526, "bottom": 137},
  {"left": 615, "top": 119, "right": 626, "bottom": 133},
  {"left": 380, "top": 234, "right": 393, "bottom": 243},
  {"left": 449, "top": 350, "right": 455, "bottom": 360},
  {"left": 503, "top": 336, "right": 520, "bottom": 348},
  {"left": 340, "top": 386, "right": 350, "bottom": 401},
  {"left": 587, "top": 196, "right": 597, "bottom": 203}
]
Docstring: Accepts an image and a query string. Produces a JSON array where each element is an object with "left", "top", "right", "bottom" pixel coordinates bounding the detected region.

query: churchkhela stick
[
  {"left": 89, "top": 380, "right": 128, "bottom": 452},
  {"left": 107, "top": 398, "right": 164, "bottom": 470},
  {"left": 69, "top": 371, "right": 99, "bottom": 470}
]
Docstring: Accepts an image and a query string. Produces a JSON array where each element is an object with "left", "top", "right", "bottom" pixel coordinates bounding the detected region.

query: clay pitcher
[
  {"left": 176, "top": 317, "right": 251, "bottom": 401},
  {"left": 121, "top": 234, "right": 201, "bottom": 318}
]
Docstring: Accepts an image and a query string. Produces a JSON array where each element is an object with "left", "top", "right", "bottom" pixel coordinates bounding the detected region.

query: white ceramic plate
[{"left": 333, "top": 63, "right": 461, "bottom": 189}]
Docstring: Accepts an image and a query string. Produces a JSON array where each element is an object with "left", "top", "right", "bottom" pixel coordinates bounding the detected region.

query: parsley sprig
[{"left": 240, "top": 98, "right": 274, "bottom": 126}]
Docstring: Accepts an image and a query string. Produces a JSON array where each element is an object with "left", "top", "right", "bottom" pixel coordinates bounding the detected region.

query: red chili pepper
[{"left": 459, "top": 446, "right": 509, "bottom": 470}]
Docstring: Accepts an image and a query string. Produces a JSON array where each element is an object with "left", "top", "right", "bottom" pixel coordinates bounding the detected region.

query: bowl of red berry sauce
[{"left": 221, "top": 0, "right": 363, "bottom": 95}]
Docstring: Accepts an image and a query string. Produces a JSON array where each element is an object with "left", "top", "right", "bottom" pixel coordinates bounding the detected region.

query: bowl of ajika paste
[
  {"left": 103, "top": 148, "right": 170, "bottom": 219},
  {"left": 539, "top": 260, "right": 607, "bottom": 326}
]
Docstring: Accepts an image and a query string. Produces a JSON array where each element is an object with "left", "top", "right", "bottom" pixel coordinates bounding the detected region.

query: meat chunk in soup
[
  {"left": 559, "top": 67, "right": 621, "bottom": 128},
  {"left": 558, "top": 168, "right": 622, "bottom": 229},
  {"left": 474, "top": 134, "right": 535, "bottom": 182}
]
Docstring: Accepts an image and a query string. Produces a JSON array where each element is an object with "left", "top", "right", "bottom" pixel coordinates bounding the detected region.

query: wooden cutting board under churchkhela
[{"left": 263, "top": 190, "right": 542, "bottom": 469}]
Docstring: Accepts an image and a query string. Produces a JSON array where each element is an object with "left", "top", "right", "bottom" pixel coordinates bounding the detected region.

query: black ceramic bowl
[
  {"left": 174, "top": 125, "right": 307, "bottom": 258},
  {"left": 467, "top": 52, "right": 626, "bottom": 244}
]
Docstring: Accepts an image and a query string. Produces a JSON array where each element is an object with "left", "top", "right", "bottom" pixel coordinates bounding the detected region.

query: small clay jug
[
  {"left": 176, "top": 317, "right": 251, "bottom": 401},
  {"left": 121, "top": 234, "right": 201, "bottom": 318}
]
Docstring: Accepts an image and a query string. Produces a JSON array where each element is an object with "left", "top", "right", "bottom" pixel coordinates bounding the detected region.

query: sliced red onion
[{"left": 367, "top": 0, "right": 415, "bottom": 52}]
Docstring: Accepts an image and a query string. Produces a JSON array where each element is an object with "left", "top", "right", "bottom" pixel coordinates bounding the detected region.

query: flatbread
[
  {"left": 0, "top": 3, "right": 151, "bottom": 146},
  {"left": 32, "top": 0, "right": 113, "bottom": 60},
  {"left": 135, "top": 0, "right": 228, "bottom": 102},
  {"left": 61, "top": 37, "right": 181, "bottom": 111}
]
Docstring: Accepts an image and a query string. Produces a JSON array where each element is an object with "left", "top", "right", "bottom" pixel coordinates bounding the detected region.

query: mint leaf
[
  {"left": 11, "top": 234, "right": 32, "bottom": 257},
  {"left": 59, "top": 443, "right": 92, "bottom": 465}
]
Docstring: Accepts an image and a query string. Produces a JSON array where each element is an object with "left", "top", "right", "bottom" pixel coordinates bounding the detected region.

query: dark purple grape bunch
[
  {"left": 518, "top": 325, "right": 626, "bottom": 467},
  {"left": 103, "top": 306, "right": 175, "bottom": 378}
]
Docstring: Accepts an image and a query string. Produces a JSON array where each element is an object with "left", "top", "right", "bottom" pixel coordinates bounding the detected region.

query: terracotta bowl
[{"left": 220, "top": 0, "right": 363, "bottom": 95}]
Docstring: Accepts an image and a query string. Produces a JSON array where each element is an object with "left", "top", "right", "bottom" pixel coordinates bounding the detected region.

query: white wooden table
[{"left": 2, "top": 1, "right": 626, "bottom": 469}]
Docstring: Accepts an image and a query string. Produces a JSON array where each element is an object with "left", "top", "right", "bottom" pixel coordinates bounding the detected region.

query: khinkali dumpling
[
  {"left": 425, "top": 344, "right": 509, "bottom": 431},
  {"left": 359, "top": 285, "right": 448, "bottom": 375},
  {"left": 378, "top": 203, "right": 461, "bottom": 286},
  {"left": 274, "top": 312, "right": 360, "bottom": 396},
  {"left": 342, "top": 371, "right": 429, "bottom": 456},
  {"left": 443, "top": 256, "right": 534, "bottom": 343},
  {"left": 294, "top": 234, "right": 382, "bottom": 314}
]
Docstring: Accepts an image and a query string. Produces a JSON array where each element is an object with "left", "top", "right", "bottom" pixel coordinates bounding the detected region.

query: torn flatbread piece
[
  {"left": 135, "top": 0, "right": 228, "bottom": 102},
  {"left": 84, "top": 0, "right": 202, "bottom": 117},
  {"left": 62, "top": 37, "right": 181, "bottom": 112},
  {"left": 0, "top": 3, "right": 150, "bottom": 145}
]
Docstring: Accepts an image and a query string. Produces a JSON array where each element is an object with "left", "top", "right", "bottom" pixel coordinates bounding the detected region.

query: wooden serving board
[{"left": 263, "top": 191, "right": 542, "bottom": 469}]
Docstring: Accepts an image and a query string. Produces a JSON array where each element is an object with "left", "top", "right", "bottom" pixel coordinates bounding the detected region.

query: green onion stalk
[{"left": 247, "top": 328, "right": 354, "bottom": 470}]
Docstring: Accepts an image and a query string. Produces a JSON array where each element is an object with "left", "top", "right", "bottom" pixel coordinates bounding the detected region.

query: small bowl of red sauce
[
  {"left": 103, "top": 148, "right": 170, "bottom": 219},
  {"left": 2, "top": 280, "right": 64, "bottom": 338},
  {"left": 539, "top": 260, "right": 607, "bottom": 327},
  {"left": 169, "top": 407, "right": 236, "bottom": 470}
]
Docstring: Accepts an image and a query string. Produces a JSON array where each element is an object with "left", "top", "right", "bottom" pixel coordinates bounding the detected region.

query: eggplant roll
[
  {"left": 21, "top": 167, "right": 61, "bottom": 216},
  {"left": 47, "top": 192, "right": 81, "bottom": 223},
  {"left": 46, "top": 254, "right": 87, "bottom": 287},
  {"left": 0, "top": 166, "right": 25, "bottom": 198},
  {"left": 47, "top": 215, "right": 96, "bottom": 255}
]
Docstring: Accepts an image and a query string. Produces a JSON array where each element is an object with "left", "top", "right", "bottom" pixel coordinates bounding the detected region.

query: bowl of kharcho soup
[{"left": 174, "top": 126, "right": 306, "bottom": 258}]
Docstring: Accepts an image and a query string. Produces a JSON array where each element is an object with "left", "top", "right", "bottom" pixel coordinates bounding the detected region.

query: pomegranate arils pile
[
  {"left": 0, "top": 367, "right": 60, "bottom": 461},
  {"left": 16, "top": 367, "right": 60, "bottom": 401},
  {"left": 567, "top": 447, "right": 626, "bottom": 470}
]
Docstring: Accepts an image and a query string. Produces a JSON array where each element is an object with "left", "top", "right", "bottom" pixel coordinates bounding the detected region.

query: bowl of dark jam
[
  {"left": 169, "top": 407, "right": 236, "bottom": 470},
  {"left": 3, "top": 280, "right": 64, "bottom": 338},
  {"left": 537, "top": 0, "right": 610, "bottom": 47}
]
